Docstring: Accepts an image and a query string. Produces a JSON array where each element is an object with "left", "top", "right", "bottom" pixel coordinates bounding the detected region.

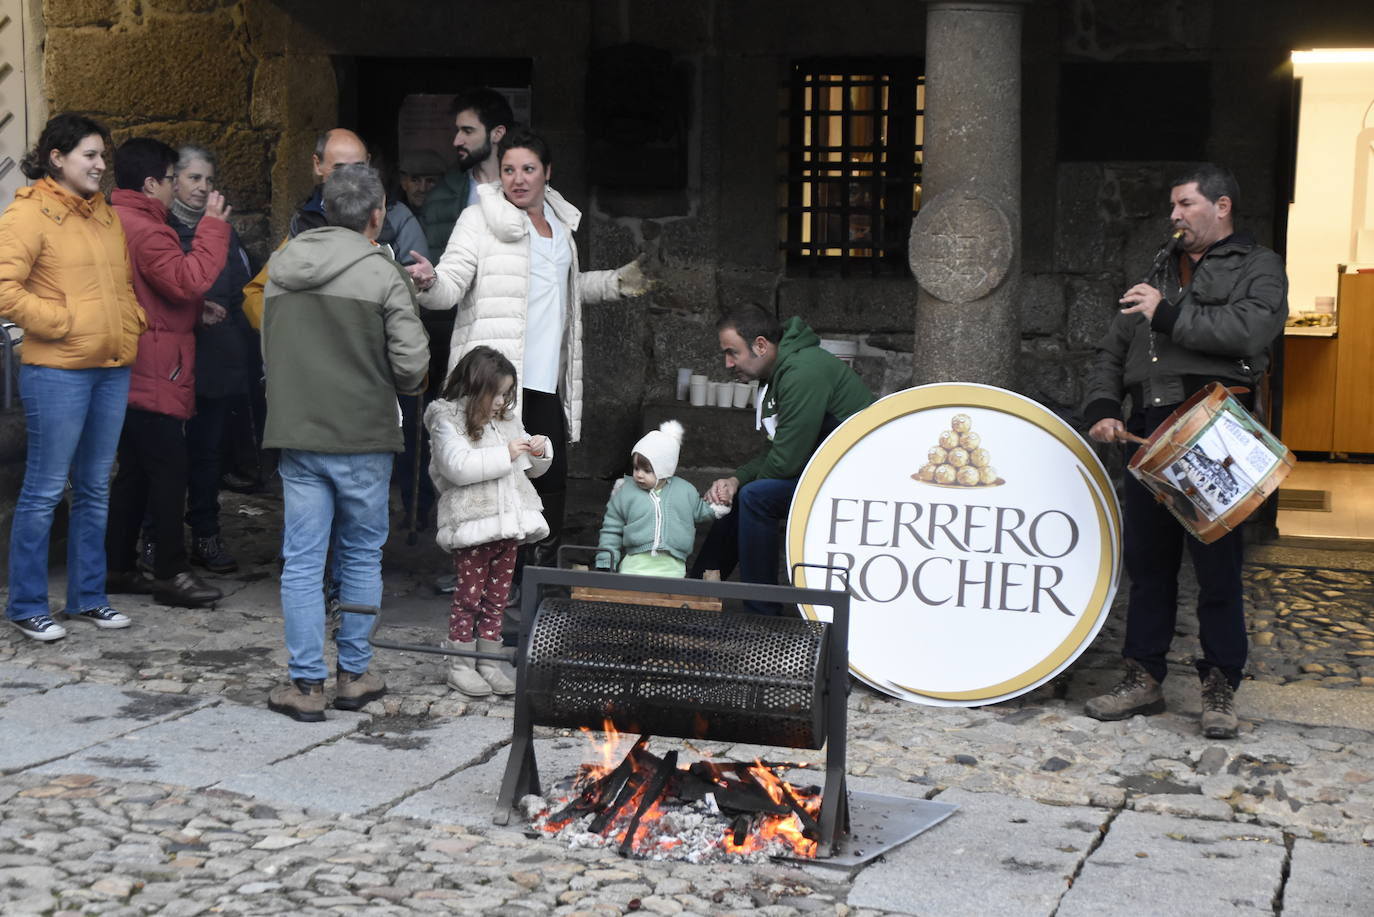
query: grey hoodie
[{"left": 262, "top": 226, "right": 429, "bottom": 454}]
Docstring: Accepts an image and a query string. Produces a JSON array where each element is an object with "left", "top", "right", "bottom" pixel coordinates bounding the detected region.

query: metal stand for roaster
[{"left": 491, "top": 564, "right": 854, "bottom": 859}]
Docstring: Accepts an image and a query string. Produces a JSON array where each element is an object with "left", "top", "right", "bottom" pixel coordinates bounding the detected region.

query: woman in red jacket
[{"left": 0, "top": 114, "right": 146, "bottom": 641}]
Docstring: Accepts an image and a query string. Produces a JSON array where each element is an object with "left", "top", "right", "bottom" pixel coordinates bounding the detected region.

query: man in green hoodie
[
  {"left": 690, "top": 305, "right": 874, "bottom": 614},
  {"left": 261, "top": 164, "right": 429, "bottom": 722}
]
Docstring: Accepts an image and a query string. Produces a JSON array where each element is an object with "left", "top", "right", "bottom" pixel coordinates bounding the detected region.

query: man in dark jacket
[
  {"left": 261, "top": 163, "right": 428, "bottom": 722},
  {"left": 691, "top": 305, "right": 874, "bottom": 614},
  {"left": 166, "top": 144, "right": 254, "bottom": 576},
  {"left": 1081, "top": 164, "right": 1288, "bottom": 739},
  {"left": 242, "top": 129, "right": 428, "bottom": 329},
  {"left": 105, "top": 138, "right": 230, "bottom": 609}
]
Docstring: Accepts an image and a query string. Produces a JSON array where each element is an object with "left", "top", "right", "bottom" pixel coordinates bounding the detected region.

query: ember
[{"left": 520, "top": 726, "right": 823, "bottom": 862}]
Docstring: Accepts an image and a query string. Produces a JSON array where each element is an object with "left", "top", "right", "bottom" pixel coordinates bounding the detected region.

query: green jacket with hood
[
  {"left": 734, "top": 317, "right": 874, "bottom": 486},
  {"left": 261, "top": 226, "right": 430, "bottom": 454}
]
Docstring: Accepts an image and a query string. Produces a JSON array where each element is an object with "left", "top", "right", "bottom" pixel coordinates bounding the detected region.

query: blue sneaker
[
  {"left": 12, "top": 614, "right": 68, "bottom": 642},
  {"left": 68, "top": 606, "right": 132, "bottom": 630}
]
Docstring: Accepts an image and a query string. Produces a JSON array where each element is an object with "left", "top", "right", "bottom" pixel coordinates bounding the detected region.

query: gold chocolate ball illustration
[
  {"left": 916, "top": 463, "right": 937, "bottom": 482},
  {"left": 959, "top": 432, "right": 981, "bottom": 451},
  {"left": 938, "top": 430, "right": 959, "bottom": 450},
  {"left": 947, "top": 447, "right": 970, "bottom": 468},
  {"left": 956, "top": 466, "right": 980, "bottom": 486},
  {"left": 951, "top": 414, "right": 972, "bottom": 434},
  {"left": 928, "top": 446, "right": 948, "bottom": 465},
  {"left": 934, "top": 464, "right": 957, "bottom": 484},
  {"left": 979, "top": 466, "right": 998, "bottom": 485},
  {"left": 970, "top": 447, "right": 991, "bottom": 468}
]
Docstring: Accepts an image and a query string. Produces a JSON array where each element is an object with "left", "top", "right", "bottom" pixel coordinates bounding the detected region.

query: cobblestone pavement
[{"left": 1, "top": 488, "right": 1373, "bottom": 915}]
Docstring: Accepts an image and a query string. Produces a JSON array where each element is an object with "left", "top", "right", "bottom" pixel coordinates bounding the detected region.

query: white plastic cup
[
  {"left": 731, "top": 381, "right": 750, "bottom": 408},
  {"left": 676, "top": 368, "right": 692, "bottom": 400},
  {"left": 749, "top": 380, "right": 760, "bottom": 406},
  {"left": 689, "top": 376, "right": 708, "bottom": 406},
  {"left": 715, "top": 382, "right": 733, "bottom": 408}
]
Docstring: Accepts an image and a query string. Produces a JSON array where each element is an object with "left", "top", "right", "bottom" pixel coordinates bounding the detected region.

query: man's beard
[{"left": 456, "top": 138, "right": 491, "bottom": 167}]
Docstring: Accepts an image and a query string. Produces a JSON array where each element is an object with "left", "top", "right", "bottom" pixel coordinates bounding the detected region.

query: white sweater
[{"left": 417, "top": 183, "right": 621, "bottom": 443}]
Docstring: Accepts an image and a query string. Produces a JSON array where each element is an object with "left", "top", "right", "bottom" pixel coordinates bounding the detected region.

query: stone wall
[{"left": 7, "top": 0, "right": 1372, "bottom": 575}]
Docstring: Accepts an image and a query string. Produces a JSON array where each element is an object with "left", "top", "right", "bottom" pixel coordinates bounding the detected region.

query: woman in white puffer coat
[{"left": 407, "top": 127, "right": 650, "bottom": 562}]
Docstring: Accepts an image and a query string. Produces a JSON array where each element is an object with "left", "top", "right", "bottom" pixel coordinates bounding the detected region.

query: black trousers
[
  {"left": 185, "top": 394, "right": 228, "bottom": 537},
  {"left": 107, "top": 408, "right": 189, "bottom": 579},
  {"left": 1119, "top": 406, "right": 1247, "bottom": 689},
  {"left": 520, "top": 388, "right": 567, "bottom": 544}
]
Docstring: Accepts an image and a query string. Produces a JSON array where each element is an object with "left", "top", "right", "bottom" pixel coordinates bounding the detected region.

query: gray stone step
[
  {"left": 1057, "top": 810, "right": 1285, "bottom": 916},
  {"left": 848, "top": 786, "right": 1108, "bottom": 916},
  {"left": 33, "top": 702, "right": 363, "bottom": 787},
  {"left": 0, "top": 684, "right": 211, "bottom": 773}
]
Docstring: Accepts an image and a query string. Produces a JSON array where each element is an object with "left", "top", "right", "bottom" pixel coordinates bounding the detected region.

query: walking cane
[{"left": 406, "top": 384, "right": 426, "bottom": 547}]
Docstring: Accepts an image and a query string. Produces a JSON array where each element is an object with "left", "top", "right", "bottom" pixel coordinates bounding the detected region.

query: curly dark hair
[{"left": 443, "top": 346, "right": 519, "bottom": 440}]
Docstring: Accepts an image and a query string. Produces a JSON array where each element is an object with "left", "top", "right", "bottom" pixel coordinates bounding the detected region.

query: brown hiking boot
[
  {"left": 267, "top": 678, "right": 326, "bottom": 722},
  {"left": 1200, "top": 668, "right": 1239, "bottom": 739},
  {"left": 1084, "top": 658, "right": 1165, "bottom": 721},
  {"left": 334, "top": 669, "right": 386, "bottom": 711}
]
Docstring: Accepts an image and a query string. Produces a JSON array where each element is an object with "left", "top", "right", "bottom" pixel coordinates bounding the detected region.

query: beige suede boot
[
  {"left": 442, "top": 639, "right": 492, "bottom": 697},
  {"left": 476, "top": 637, "right": 517, "bottom": 695}
]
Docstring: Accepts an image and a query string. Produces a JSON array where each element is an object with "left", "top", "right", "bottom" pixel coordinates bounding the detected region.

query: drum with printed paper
[{"left": 1127, "top": 382, "right": 1295, "bottom": 544}]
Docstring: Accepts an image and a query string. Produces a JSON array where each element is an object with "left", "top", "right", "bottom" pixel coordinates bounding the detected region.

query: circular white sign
[{"left": 787, "top": 383, "right": 1121, "bottom": 706}]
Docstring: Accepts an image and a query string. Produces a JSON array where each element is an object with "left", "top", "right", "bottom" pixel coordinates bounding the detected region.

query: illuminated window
[{"left": 781, "top": 58, "right": 924, "bottom": 276}]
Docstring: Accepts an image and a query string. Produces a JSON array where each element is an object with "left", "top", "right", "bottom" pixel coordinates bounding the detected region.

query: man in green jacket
[
  {"left": 419, "top": 88, "right": 513, "bottom": 254},
  {"left": 690, "top": 305, "right": 874, "bottom": 614},
  {"left": 261, "top": 164, "right": 429, "bottom": 722}
]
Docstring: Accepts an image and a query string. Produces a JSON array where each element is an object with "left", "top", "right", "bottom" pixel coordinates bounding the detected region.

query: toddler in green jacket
[{"left": 596, "top": 420, "right": 730, "bottom": 576}]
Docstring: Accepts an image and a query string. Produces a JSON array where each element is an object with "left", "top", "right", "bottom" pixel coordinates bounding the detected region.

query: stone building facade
[{"left": 3, "top": 0, "right": 1373, "bottom": 570}]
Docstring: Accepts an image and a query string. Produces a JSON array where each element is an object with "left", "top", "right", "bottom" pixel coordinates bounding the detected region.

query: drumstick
[{"left": 1117, "top": 431, "right": 1150, "bottom": 446}]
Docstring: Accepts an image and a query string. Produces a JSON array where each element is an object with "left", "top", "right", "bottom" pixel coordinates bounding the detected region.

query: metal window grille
[{"left": 781, "top": 59, "right": 924, "bottom": 277}]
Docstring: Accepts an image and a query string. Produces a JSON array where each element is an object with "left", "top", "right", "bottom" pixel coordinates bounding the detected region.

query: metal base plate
[{"left": 786, "top": 791, "right": 958, "bottom": 869}]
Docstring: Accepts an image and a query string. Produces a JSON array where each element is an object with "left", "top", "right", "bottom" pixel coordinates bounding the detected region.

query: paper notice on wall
[{"left": 397, "top": 88, "right": 533, "bottom": 165}]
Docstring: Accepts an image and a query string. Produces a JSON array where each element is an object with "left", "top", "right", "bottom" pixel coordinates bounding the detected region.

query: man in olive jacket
[
  {"left": 1081, "top": 163, "right": 1287, "bottom": 740},
  {"left": 261, "top": 164, "right": 429, "bottom": 722},
  {"left": 691, "top": 305, "right": 874, "bottom": 614}
]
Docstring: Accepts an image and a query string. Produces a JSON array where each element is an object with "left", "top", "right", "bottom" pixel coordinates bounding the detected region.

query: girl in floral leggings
[{"left": 424, "top": 346, "right": 550, "bottom": 697}]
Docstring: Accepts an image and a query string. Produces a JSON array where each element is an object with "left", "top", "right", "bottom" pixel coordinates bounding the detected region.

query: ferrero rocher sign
[{"left": 787, "top": 384, "right": 1121, "bottom": 706}]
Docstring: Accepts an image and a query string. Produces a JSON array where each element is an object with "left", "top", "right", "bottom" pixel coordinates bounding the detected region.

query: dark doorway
[{"left": 334, "top": 56, "right": 534, "bottom": 183}]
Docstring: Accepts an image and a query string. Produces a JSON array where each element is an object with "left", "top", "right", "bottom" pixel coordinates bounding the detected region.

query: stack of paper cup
[
  {"left": 689, "top": 374, "right": 708, "bottom": 406},
  {"left": 676, "top": 368, "right": 692, "bottom": 400}
]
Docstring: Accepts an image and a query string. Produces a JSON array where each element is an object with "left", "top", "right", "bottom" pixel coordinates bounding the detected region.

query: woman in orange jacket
[{"left": 0, "top": 113, "right": 147, "bottom": 642}]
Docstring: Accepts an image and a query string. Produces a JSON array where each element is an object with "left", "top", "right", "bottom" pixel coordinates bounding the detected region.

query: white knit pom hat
[{"left": 631, "top": 420, "right": 684, "bottom": 479}]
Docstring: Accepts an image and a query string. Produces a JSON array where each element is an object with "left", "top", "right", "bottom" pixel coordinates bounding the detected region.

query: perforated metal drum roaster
[
  {"left": 522, "top": 597, "right": 830, "bottom": 749},
  {"left": 494, "top": 565, "right": 854, "bottom": 856}
]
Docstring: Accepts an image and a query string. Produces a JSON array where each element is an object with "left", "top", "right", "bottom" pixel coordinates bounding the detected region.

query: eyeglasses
[{"left": 160, "top": 173, "right": 175, "bottom": 183}]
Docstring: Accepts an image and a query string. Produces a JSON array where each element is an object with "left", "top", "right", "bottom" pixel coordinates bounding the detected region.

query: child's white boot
[
  {"left": 476, "top": 637, "right": 517, "bottom": 695},
  {"left": 442, "top": 639, "right": 492, "bottom": 697}
]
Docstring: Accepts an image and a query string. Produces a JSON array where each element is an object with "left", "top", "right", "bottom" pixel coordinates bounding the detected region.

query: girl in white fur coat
[{"left": 425, "top": 346, "right": 550, "bottom": 697}]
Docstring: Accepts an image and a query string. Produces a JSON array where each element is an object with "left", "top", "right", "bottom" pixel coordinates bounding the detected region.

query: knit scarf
[{"left": 170, "top": 197, "right": 204, "bottom": 228}]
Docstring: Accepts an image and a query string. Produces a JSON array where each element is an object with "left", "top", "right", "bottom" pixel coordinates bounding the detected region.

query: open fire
[{"left": 518, "top": 722, "right": 825, "bottom": 863}]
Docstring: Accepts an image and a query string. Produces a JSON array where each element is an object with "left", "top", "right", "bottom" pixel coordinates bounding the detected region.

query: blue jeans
[
  {"left": 690, "top": 476, "right": 799, "bottom": 615},
  {"left": 7, "top": 365, "right": 130, "bottom": 621},
  {"left": 278, "top": 449, "right": 393, "bottom": 681}
]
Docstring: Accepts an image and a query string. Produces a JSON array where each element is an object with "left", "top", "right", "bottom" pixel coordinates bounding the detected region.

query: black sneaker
[
  {"left": 12, "top": 614, "right": 68, "bottom": 642},
  {"left": 67, "top": 605, "right": 132, "bottom": 630},
  {"left": 152, "top": 571, "right": 222, "bottom": 608},
  {"left": 190, "top": 535, "right": 239, "bottom": 574}
]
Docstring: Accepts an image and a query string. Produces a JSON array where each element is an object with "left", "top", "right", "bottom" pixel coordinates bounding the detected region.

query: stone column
[{"left": 910, "top": 1, "right": 1030, "bottom": 388}]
